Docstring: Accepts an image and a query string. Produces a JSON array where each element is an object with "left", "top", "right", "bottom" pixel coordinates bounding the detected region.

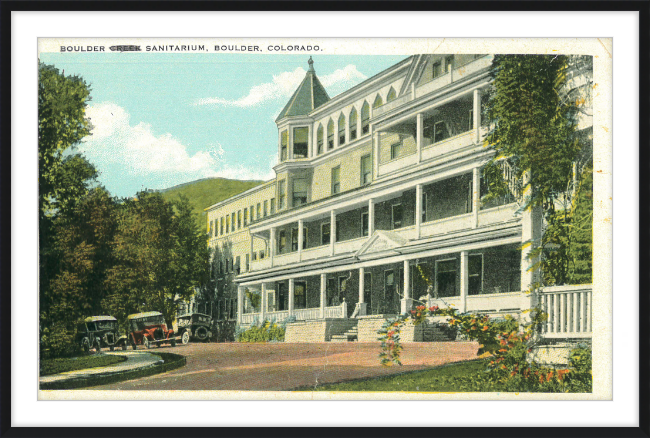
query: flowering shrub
[
  {"left": 237, "top": 318, "right": 285, "bottom": 343},
  {"left": 377, "top": 305, "right": 592, "bottom": 392}
]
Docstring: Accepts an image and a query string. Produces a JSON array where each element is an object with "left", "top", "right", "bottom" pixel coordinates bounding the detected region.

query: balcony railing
[
  {"left": 539, "top": 285, "right": 592, "bottom": 339},
  {"left": 240, "top": 303, "right": 346, "bottom": 325},
  {"left": 421, "top": 130, "right": 475, "bottom": 162},
  {"left": 420, "top": 212, "right": 473, "bottom": 238},
  {"left": 426, "top": 291, "right": 531, "bottom": 314}
]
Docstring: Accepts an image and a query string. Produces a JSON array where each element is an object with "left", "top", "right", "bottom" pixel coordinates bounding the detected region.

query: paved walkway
[
  {"left": 40, "top": 351, "right": 162, "bottom": 385},
  {"left": 95, "top": 342, "right": 479, "bottom": 391}
]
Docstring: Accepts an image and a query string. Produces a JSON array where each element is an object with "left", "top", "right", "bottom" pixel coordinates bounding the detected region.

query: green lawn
[
  {"left": 40, "top": 354, "right": 127, "bottom": 376},
  {"left": 310, "top": 359, "right": 495, "bottom": 392}
]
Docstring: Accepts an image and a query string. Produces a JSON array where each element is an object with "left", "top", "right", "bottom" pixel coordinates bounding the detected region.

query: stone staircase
[{"left": 330, "top": 325, "right": 358, "bottom": 342}]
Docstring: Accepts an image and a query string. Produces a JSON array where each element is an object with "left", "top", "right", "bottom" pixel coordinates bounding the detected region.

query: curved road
[{"left": 94, "top": 342, "right": 479, "bottom": 391}]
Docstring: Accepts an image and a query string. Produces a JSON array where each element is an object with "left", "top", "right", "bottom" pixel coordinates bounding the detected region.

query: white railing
[
  {"left": 240, "top": 312, "right": 260, "bottom": 324},
  {"left": 378, "top": 151, "right": 419, "bottom": 176},
  {"left": 274, "top": 251, "right": 300, "bottom": 266},
  {"left": 421, "top": 131, "right": 474, "bottom": 162},
  {"left": 301, "top": 245, "right": 330, "bottom": 262},
  {"left": 420, "top": 212, "right": 474, "bottom": 238},
  {"left": 324, "top": 304, "right": 345, "bottom": 318},
  {"left": 415, "top": 73, "right": 451, "bottom": 98},
  {"left": 250, "top": 258, "right": 271, "bottom": 272},
  {"left": 265, "top": 310, "right": 290, "bottom": 321},
  {"left": 478, "top": 203, "right": 519, "bottom": 226},
  {"left": 335, "top": 236, "right": 367, "bottom": 255},
  {"left": 294, "top": 307, "right": 321, "bottom": 320},
  {"left": 540, "top": 285, "right": 592, "bottom": 339},
  {"left": 373, "top": 93, "right": 412, "bottom": 117},
  {"left": 467, "top": 292, "right": 531, "bottom": 313}
]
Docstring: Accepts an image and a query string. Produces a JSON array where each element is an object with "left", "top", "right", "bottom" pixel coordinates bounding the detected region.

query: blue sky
[{"left": 39, "top": 53, "right": 408, "bottom": 198}]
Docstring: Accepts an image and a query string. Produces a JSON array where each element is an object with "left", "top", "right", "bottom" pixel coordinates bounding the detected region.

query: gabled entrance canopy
[{"left": 354, "top": 230, "right": 409, "bottom": 260}]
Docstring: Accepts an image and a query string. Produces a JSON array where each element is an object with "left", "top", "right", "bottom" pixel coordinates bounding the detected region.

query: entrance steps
[{"left": 330, "top": 326, "right": 358, "bottom": 342}]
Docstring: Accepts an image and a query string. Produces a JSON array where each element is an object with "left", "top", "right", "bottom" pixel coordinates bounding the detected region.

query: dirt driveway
[{"left": 94, "top": 342, "right": 479, "bottom": 391}]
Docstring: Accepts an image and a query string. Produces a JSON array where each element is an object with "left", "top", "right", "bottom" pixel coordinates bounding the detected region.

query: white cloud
[
  {"left": 81, "top": 102, "right": 275, "bottom": 192},
  {"left": 195, "top": 64, "right": 367, "bottom": 108}
]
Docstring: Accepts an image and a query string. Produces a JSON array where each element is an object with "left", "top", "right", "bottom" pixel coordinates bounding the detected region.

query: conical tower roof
[{"left": 275, "top": 57, "right": 330, "bottom": 122}]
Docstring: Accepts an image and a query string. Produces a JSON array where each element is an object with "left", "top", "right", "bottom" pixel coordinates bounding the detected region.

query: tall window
[
  {"left": 293, "top": 178, "right": 308, "bottom": 207},
  {"left": 280, "top": 130, "right": 288, "bottom": 161},
  {"left": 235, "top": 256, "right": 241, "bottom": 274},
  {"left": 249, "top": 205, "right": 254, "bottom": 222},
  {"left": 373, "top": 95, "right": 383, "bottom": 109},
  {"left": 436, "top": 259, "right": 457, "bottom": 297},
  {"left": 245, "top": 253, "right": 249, "bottom": 272},
  {"left": 321, "top": 223, "right": 331, "bottom": 245},
  {"left": 361, "top": 211, "right": 369, "bottom": 236},
  {"left": 278, "top": 181, "right": 286, "bottom": 209},
  {"left": 387, "top": 87, "right": 397, "bottom": 102},
  {"left": 390, "top": 141, "right": 401, "bottom": 160},
  {"left": 384, "top": 270, "right": 396, "bottom": 302},
  {"left": 349, "top": 108, "right": 357, "bottom": 141},
  {"left": 326, "top": 277, "right": 338, "bottom": 306},
  {"left": 277, "top": 283, "right": 286, "bottom": 311},
  {"left": 360, "top": 154, "right": 372, "bottom": 185},
  {"left": 391, "top": 203, "right": 403, "bottom": 229},
  {"left": 256, "top": 203, "right": 261, "bottom": 219},
  {"left": 220, "top": 217, "right": 224, "bottom": 235},
  {"left": 361, "top": 102, "right": 370, "bottom": 135},
  {"left": 331, "top": 166, "right": 341, "bottom": 195},
  {"left": 327, "top": 120, "right": 335, "bottom": 150},
  {"left": 243, "top": 209, "right": 248, "bottom": 226},
  {"left": 225, "top": 215, "right": 230, "bottom": 234},
  {"left": 422, "top": 192, "right": 428, "bottom": 223},
  {"left": 263, "top": 200, "right": 268, "bottom": 217},
  {"left": 338, "top": 113, "right": 346, "bottom": 146},
  {"left": 270, "top": 198, "right": 276, "bottom": 214},
  {"left": 432, "top": 61, "right": 442, "bottom": 78},
  {"left": 237, "top": 210, "right": 242, "bottom": 229},
  {"left": 231, "top": 213, "right": 236, "bottom": 232},
  {"left": 469, "top": 254, "right": 483, "bottom": 295},
  {"left": 278, "top": 230, "right": 286, "bottom": 252},
  {"left": 468, "top": 109, "right": 474, "bottom": 131},
  {"left": 444, "top": 55, "right": 453, "bottom": 73},
  {"left": 294, "top": 282, "right": 307, "bottom": 309},
  {"left": 425, "top": 120, "right": 449, "bottom": 144},
  {"left": 317, "top": 124, "right": 324, "bottom": 155},
  {"left": 293, "top": 127, "right": 309, "bottom": 158},
  {"left": 291, "top": 228, "right": 302, "bottom": 251}
]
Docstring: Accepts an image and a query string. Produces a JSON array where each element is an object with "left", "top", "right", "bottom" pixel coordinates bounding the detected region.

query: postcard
[{"left": 36, "top": 37, "right": 612, "bottom": 401}]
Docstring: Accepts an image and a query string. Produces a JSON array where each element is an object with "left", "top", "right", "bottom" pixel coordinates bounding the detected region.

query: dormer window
[
  {"left": 387, "top": 87, "right": 397, "bottom": 102},
  {"left": 444, "top": 55, "right": 454, "bottom": 73},
  {"left": 317, "top": 125, "right": 324, "bottom": 155},
  {"left": 293, "top": 127, "right": 309, "bottom": 158},
  {"left": 327, "top": 120, "right": 335, "bottom": 150},
  {"left": 373, "top": 95, "right": 383, "bottom": 109},
  {"left": 280, "top": 130, "right": 288, "bottom": 161},
  {"left": 338, "top": 114, "right": 346, "bottom": 146},
  {"left": 349, "top": 108, "right": 357, "bottom": 141},
  {"left": 361, "top": 102, "right": 370, "bottom": 135}
]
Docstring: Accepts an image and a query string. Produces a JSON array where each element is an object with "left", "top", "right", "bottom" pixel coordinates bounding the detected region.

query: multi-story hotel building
[{"left": 205, "top": 54, "right": 593, "bottom": 343}]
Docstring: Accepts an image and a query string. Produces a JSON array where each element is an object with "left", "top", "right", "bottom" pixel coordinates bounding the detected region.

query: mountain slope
[{"left": 160, "top": 177, "right": 264, "bottom": 229}]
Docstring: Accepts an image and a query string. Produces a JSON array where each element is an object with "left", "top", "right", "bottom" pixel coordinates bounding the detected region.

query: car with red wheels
[{"left": 127, "top": 311, "right": 179, "bottom": 349}]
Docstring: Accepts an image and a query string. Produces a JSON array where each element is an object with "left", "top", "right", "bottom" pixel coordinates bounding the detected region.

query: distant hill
[{"left": 160, "top": 177, "right": 264, "bottom": 229}]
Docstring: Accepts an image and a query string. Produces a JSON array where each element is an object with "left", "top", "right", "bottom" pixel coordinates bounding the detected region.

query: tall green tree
[{"left": 482, "top": 55, "right": 592, "bottom": 285}]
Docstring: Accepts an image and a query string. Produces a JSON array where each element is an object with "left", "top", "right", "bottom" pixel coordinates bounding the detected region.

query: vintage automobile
[
  {"left": 76, "top": 316, "right": 128, "bottom": 353},
  {"left": 175, "top": 313, "right": 213, "bottom": 344},
  {"left": 127, "top": 311, "right": 178, "bottom": 349}
]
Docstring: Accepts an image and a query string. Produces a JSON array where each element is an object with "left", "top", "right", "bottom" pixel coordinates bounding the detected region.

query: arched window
[
  {"left": 373, "top": 95, "right": 383, "bottom": 109},
  {"left": 317, "top": 124, "right": 324, "bottom": 155},
  {"left": 338, "top": 113, "right": 346, "bottom": 146},
  {"left": 327, "top": 120, "right": 335, "bottom": 150},
  {"left": 349, "top": 108, "right": 358, "bottom": 141},
  {"left": 361, "top": 101, "right": 370, "bottom": 135},
  {"left": 280, "top": 130, "right": 288, "bottom": 161},
  {"left": 387, "top": 87, "right": 397, "bottom": 102}
]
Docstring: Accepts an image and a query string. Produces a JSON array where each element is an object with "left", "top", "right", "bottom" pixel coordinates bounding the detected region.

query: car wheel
[
  {"left": 181, "top": 331, "right": 190, "bottom": 345},
  {"left": 171, "top": 340, "right": 176, "bottom": 347},
  {"left": 94, "top": 340, "right": 102, "bottom": 354},
  {"left": 196, "top": 327, "right": 208, "bottom": 341},
  {"left": 122, "top": 343, "right": 128, "bottom": 351},
  {"left": 81, "top": 338, "right": 90, "bottom": 353},
  {"left": 143, "top": 337, "right": 151, "bottom": 349}
]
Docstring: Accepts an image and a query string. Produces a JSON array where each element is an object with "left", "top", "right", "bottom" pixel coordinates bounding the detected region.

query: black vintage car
[
  {"left": 174, "top": 313, "right": 212, "bottom": 344},
  {"left": 76, "top": 316, "right": 128, "bottom": 353}
]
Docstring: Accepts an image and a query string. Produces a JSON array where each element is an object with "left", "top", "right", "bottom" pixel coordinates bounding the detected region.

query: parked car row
[{"left": 76, "top": 311, "right": 213, "bottom": 353}]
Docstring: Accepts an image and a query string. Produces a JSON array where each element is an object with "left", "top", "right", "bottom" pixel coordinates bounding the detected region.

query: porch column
[
  {"left": 297, "top": 219, "right": 304, "bottom": 261},
  {"left": 320, "top": 274, "right": 326, "bottom": 318},
  {"left": 416, "top": 113, "right": 423, "bottom": 164},
  {"left": 288, "top": 278, "right": 295, "bottom": 317},
  {"left": 373, "top": 131, "right": 380, "bottom": 179},
  {"left": 330, "top": 210, "right": 336, "bottom": 256},
  {"left": 270, "top": 227, "right": 276, "bottom": 267},
  {"left": 521, "top": 172, "right": 543, "bottom": 298},
  {"left": 237, "top": 285, "right": 244, "bottom": 325},
  {"left": 460, "top": 251, "right": 468, "bottom": 313},
  {"left": 401, "top": 259, "right": 413, "bottom": 314},
  {"left": 368, "top": 199, "right": 375, "bottom": 236},
  {"left": 249, "top": 235, "right": 255, "bottom": 268},
  {"left": 415, "top": 184, "right": 423, "bottom": 239},
  {"left": 261, "top": 283, "right": 267, "bottom": 321},
  {"left": 472, "top": 167, "right": 480, "bottom": 229},
  {"left": 358, "top": 267, "right": 367, "bottom": 316},
  {"left": 473, "top": 89, "right": 481, "bottom": 144}
]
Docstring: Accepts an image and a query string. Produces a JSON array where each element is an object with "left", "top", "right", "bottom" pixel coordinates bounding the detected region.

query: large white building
[{"left": 205, "top": 54, "right": 593, "bottom": 343}]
